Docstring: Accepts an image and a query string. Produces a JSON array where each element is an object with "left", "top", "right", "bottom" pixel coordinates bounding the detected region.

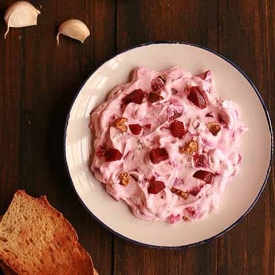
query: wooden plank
[
  {"left": 0, "top": 1, "right": 117, "bottom": 275},
  {"left": 0, "top": 0, "right": 22, "bottom": 211},
  {"left": 0, "top": 1, "right": 24, "bottom": 274},
  {"left": 218, "top": 0, "right": 275, "bottom": 274},
  {"left": 117, "top": 0, "right": 218, "bottom": 52},
  {"left": 115, "top": 1, "right": 218, "bottom": 274}
]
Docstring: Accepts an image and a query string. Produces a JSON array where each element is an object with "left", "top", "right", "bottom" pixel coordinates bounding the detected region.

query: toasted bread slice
[
  {"left": 0, "top": 217, "right": 17, "bottom": 275},
  {"left": 0, "top": 190, "right": 95, "bottom": 275},
  {"left": 0, "top": 262, "right": 99, "bottom": 275}
]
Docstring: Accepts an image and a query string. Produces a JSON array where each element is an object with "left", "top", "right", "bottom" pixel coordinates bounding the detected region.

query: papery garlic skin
[
  {"left": 4, "top": 1, "right": 41, "bottom": 39},
  {"left": 56, "top": 19, "right": 90, "bottom": 46}
]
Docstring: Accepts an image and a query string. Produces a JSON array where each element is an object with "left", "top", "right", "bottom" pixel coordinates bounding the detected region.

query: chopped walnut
[
  {"left": 119, "top": 172, "right": 130, "bottom": 186},
  {"left": 148, "top": 92, "right": 164, "bottom": 103},
  {"left": 183, "top": 216, "right": 191, "bottom": 221},
  {"left": 113, "top": 117, "right": 128, "bottom": 132},
  {"left": 180, "top": 140, "right": 198, "bottom": 155},
  {"left": 171, "top": 187, "right": 189, "bottom": 199},
  {"left": 207, "top": 122, "right": 221, "bottom": 136}
]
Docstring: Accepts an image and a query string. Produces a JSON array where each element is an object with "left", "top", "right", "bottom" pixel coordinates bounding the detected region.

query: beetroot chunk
[
  {"left": 123, "top": 89, "right": 144, "bottom": 104},
  {"left": 105, "top": 148, "right": 122, "bottom": 161},
  {"left": 150, "top": 148, "right": 169, "bottom": 164},
  {"left": 187, "top": 86, "right": 207, "bottom": 109},
  {"left": 192, "top": 154, "right": 207, "bottom": 168},
  {"left": 148, "top": 179, "right": 165, "bottom": 194},
  {"left": 170, "top": 120, "right": 185, "bottom": 138},
  {"left": 129, "top": 124, "right": 142, "bottom": 135},
  {"left": 189, "top": 186, "right": 202, "bottom": 196},
  {"left": 193, "top": 170, "right": 213, "bottom": 184}
]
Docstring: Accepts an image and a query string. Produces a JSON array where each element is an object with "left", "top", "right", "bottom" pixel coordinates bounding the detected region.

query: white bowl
[{"left": 64, "top": 43, "right": 273, "bottom": 248}]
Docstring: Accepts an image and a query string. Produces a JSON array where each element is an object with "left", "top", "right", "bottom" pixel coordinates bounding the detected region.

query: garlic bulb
[
  {"left": 4, "top": 1, "right": 41, "bottom": 39},
  {"left": 56, "top": 19, "right": 90, "bottom": 46}
]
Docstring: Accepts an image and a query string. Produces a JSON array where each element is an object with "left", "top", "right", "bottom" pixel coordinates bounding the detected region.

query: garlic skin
[
  {"left": 4, "top": 1, "right": 41, "bottom": 39},
  {"left": 56, "top": 19, "right": 90, "bottom": 46}
]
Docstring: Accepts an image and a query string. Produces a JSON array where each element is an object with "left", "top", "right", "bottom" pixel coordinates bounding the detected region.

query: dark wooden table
[{"left": 0, "top": 1, "right": 274, "bottom": 274}]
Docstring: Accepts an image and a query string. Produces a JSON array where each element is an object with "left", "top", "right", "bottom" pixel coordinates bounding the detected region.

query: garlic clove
[
  {"left": 4, "top": 1, "right": 41, "bottom": 39},
  {"left": 56, "top": 19, "right": 90, "bottom": 46}
]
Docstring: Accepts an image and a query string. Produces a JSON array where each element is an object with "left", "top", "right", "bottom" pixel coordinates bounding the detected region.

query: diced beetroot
[
  {"left": 169, "top": 214, "right": 181, "bottom": 224},
  {"left": 192, "top": 154, "right": 207, "bottom": 168},
  {"left": 187, "top": 86, "right": 207, "bottom": 109},
  {"left": 123, "top": 89, "right": 144, "bottom": 104},
  {"left": 105, "top": 148, "right": 122, "bottom": 161},
  {"left": 129, "top": 124, "right": 142, "bottom": 135},
  {"left": 171, "top": 88, "right": 178, "bottom": 95},
  {"left": 150, "top": 148, "right": 169, "bottom": 164},
  {"left": 193, "top": 170, "right": 213, "bottom": 183},
  {"left": 144, "top": 124, "right": 152, "bottom": 130},
  {"left": 186, "top": 207, "right": 196, "bottom": 216},
  {"left": 198, "top": 70, "right": 212, "bottom": 83},
  {"left": 170, "top": 120, "right": 185, "bottom": 138},
  {"left": 151, "top": 76, "right": 165, "bottom": 91},
  {"left": 189, "top": 186, "right": 202, "bottom": 196},
  {"left": 205, "top": 112, "right": 213, "bottom": 117},
  {"left": 148, "top": 179, "right": 165, "bottom": 194},
  {"left": 148, "top": 92, "right": 163, "bottom": 103},
  {"left": 96, "top": 147, "right": 106, "bottom": 157}
]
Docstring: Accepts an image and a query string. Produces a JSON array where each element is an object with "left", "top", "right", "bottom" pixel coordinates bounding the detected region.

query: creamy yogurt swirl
[{"left": 90, "top": 67, "right": 247, "bottom": 223}]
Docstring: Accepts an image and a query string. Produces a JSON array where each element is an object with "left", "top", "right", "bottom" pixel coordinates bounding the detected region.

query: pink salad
[{"left": 89, "top": 67, "right": 247, "bottom": 223}]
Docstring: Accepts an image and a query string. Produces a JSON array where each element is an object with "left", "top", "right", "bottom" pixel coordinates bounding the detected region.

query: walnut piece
[
  {"left": 207, "top": 122, "right": 221, "bottom": 136},
  {"left": 171, "top": 187, "right": 189, "bottom": 199},
  {"left": 119, "top": 172, "right": 130, "bottom": 186},
  {"left": 113, "top": 117, "right": 128, "bottom": 132},
  {"left": 183, "top": 216, "right": 191, "bottom": 221},
  {"left": 148, "top": 92, "right": 164, "bottom": 103},
  {"left": 180, "top": 140, "right": 198, "bottom": 155}
]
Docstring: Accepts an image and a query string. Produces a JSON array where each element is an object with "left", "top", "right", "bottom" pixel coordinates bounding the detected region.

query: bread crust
[
  {"left": 0, "top": 261, "right": 17, "bottom": 275},
  {"left": 0, "top": 190, "right": 95, "bottom": 275}
]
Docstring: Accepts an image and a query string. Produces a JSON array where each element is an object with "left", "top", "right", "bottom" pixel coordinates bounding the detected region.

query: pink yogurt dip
[{"left": 90, "top": 67, "right": 247, "bottom": 224}]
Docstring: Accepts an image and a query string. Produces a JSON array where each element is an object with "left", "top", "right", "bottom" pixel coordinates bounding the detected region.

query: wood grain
[
  {"left": 0, "top": 1, "right": 274, "bottom": 275},
  {"left": 0, "top": 0, "right": 22, "bottom": 211},
  {"left": 117, "top": 0, "right": 218, "bottom": 51},
  {"left": 0, "top": 1, "right": 116, "bottom": 275},
  {"left": 218, "top": 0, "right": 275, "bottom": 274}
]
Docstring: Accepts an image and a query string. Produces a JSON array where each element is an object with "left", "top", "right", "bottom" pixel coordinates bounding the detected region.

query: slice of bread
[
  {"left": 0, "top": 190, "right": 95, "bottom": 275},
  {"left": 0, "top": 260, "right": 99, "bottom": 275},
  {"left": 0, "top": 217, "right": 16, "bottom": 275}
]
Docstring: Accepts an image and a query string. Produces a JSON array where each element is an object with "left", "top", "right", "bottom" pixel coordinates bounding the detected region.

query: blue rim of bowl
[{"left": 63, "top": 41, "right": 274, "bottom": 249}]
